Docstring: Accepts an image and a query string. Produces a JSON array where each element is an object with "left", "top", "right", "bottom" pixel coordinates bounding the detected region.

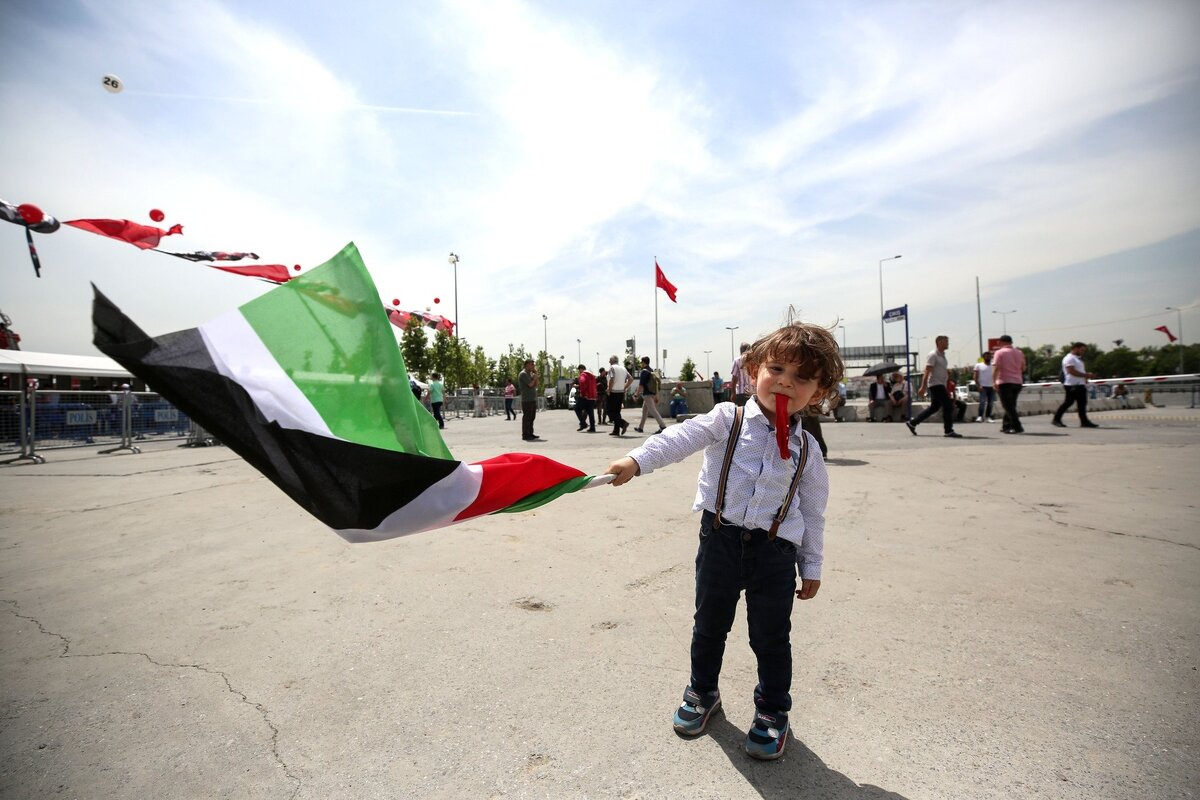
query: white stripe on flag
[
  {"left": 199, "top": 311, "right": 335, "bottom": 439},
  {"left": 334, "top": 461, "right": 483, "bottom": 542}
]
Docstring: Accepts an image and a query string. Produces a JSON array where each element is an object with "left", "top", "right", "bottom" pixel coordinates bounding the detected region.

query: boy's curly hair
[{"left": 744, "top": 323, "right": 844, "bottom": 410}]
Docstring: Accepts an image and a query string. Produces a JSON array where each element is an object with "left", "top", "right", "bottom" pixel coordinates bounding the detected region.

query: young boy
[{"left": 606, "top": 323, "right": 841, "bottom": 760}]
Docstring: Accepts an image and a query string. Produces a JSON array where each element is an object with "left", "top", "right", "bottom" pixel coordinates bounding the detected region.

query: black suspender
[
  {"left": 711, "top": 406, "right": 745, "bottom": 530},
  {"left": 712, "top": 406, "right": 808, "bottom": 540}
]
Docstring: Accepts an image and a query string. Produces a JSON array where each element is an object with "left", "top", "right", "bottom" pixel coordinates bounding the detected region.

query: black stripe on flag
[{"left": 92, "top": 287, "right": 460, "bottom": 532}]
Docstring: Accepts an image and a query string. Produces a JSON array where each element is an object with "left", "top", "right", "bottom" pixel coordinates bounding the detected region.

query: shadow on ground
[
  {"left": 703, "top": 716, "right": 910, "bottom": 799},
  {"left": 824, "top": 458, "right": 868, "bottom": 467}
]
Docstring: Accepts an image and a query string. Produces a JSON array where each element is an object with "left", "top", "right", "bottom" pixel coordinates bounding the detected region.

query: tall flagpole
[
  {"left": 976, "top": 276, "right": 983, "bottom": 356},
  {"left": 654, "top": 258, "right": 659, "bottom": 371}
]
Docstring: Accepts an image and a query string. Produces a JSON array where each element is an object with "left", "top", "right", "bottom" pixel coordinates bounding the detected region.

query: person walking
[
  {"left": 518, "top": 359, "right": 541, "bottom": 441},
  {"left": 503, "top": 378, "right": 517, "bottom": 420},
  {"left": 596, "top": 367, "right": 609, "bottom": 426},
  {"left": 972, "top": 352, "right": 996, "bottom": 422},
  {"left": 428, "top": 372, "right": 446, "bottom": 429},
  {"left": 606, "top": 355, "right": 632, "bottom": 436},
  {"left": 1053, "top": 343, "right": 1100, "bottom": 429},
  {"left": 711, "top": 371, "right": 724, "bottom": 407},
  {"left": 906, "top": 335, "right": 961, "bottom": 438},
  {"left": 991, "top": 335, "right": 1026, "bottom": 434},
  {"left": 576, "top": 364, "right": 598, "bottom": 433},
  {"left": 634, "top": 356, "right": 667, "bottom": 434}
]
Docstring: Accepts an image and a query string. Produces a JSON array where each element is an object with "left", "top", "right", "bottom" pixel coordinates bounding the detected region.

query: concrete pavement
[{"left": 1, "top": 404, "right": 1197, "bottom": 799}]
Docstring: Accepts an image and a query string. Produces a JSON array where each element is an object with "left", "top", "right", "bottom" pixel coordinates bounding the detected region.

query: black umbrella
[{"left": 863, "top": 360, "right": 902, "bottom": 377}]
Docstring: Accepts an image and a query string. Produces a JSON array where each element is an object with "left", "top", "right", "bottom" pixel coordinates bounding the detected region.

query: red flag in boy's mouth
[{"left": 774, "top": 393, "right": 790, "bottom": 460}]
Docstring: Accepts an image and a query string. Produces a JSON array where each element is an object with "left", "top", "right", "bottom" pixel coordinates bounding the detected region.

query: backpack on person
[{"left": 647, "top": 371, "right": 660, "bottom": 394}]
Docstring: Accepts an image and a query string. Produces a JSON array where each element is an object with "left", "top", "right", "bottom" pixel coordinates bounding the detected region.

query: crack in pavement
[
  {"left": 1024, "top": 504, "right": 1199, "bottom": 551},
  {"left": 1, "top": 599, "right": 301, "bottom": 799},
  {"left": 73, "top": 479, "right": 263, "bottom": 513}
]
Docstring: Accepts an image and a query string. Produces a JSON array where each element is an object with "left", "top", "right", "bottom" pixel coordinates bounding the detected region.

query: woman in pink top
[{"left": 503, "top": 379, "right": 517, "bottom": 420}]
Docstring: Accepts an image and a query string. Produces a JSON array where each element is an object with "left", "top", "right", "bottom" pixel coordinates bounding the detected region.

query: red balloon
[
  {"left": 17, "top": 204, "right": 44, "bottom": 224},
  {"left": 293, "top": 264, "right": 301, "bottom": 272},
  {"left": 149, "top": 208, "right": 165, "bottom": 222},
  {"left": 392, "top": 299, "right": 400, "bottom": 306},
  {"left": 434, "top": 297, "right": 441, "bottom": 304}
]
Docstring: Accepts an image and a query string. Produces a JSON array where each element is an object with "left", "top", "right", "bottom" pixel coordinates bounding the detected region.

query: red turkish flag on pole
[
  {"left": 655, "top": 261, "right": 678, "bottom": 303},
  {"left": 1155, "top": 325, "right": 1178, "bottom": 343}
]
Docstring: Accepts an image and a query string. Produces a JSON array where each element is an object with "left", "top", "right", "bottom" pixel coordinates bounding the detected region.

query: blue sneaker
[
  {"left": 672, "top": 687, "right": 721, "bottom": 736},
  {"left": 744, "top": 710, "right": 788, "bottom": 760}
]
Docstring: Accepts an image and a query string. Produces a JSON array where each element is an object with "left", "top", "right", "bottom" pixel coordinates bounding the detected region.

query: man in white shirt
[
  {"left": 1052, "top": 342, "right": 1099, "bottom": 428},
  {"left": 606, "top": 355, "right": 633, "bottom": 436},
  {"left": 972, "top": 352, "right": 996, "bottom": 422}
]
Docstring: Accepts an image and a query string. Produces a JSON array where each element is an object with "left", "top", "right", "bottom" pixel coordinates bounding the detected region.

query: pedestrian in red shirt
[{"left": 576, "top": 364, "right": 598, "bottom": 433}]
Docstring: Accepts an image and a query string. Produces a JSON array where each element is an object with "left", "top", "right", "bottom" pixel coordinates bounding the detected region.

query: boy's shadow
[{"left": 704, "top": 716, "right": 910, "bottom": 800}]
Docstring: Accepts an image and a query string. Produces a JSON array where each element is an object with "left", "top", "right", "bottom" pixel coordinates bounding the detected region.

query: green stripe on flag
[
  {"left": 493, "top": 474, "right": 596, "bottom": 515},
  {"left": 237, "top": 243, "right": 452, "bottom": 459}
]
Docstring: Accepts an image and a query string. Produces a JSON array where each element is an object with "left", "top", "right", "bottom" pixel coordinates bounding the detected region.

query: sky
[{"left": 2, "top": 0, "right": 1199, "bottom": 376}]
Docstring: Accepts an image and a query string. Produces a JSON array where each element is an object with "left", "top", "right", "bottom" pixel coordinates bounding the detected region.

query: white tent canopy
[{"left": 0, "top": 349, "right": 131, "bottom": 379}]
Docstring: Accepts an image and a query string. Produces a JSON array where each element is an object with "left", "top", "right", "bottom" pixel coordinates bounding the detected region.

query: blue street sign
[{"left": 883, "top": 304, "right": 907, "bottom": 323}]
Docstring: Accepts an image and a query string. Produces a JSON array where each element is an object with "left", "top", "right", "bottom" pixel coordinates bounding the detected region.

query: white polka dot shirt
[{"left": 626, "top": 400, "right": 828, "bottom": 580}]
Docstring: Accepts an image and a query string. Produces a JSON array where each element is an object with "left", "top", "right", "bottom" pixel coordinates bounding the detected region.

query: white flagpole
[{"left": 654, "top": 258, "right": 660, "bottom": 372}]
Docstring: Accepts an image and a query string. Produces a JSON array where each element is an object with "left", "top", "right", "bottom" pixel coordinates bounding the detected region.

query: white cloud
[{"left": 1, "top": 0, "right": 1197, "bottom": 366}]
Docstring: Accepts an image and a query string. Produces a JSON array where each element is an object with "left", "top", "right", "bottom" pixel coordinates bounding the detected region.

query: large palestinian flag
[{"left": 92, "top": 242, "right": 599, "bottom": 542}]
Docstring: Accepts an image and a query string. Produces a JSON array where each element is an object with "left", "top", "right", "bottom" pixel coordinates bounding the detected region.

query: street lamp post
[
  {"left": 447, "top": 253, "right": 459, "bottom": 340},
  {"left": 703, "top": 350, "right": 712, "bottom": 376},
  {"left": 878, "top": 255, "right": 902, "bottom": 358},
  {"left": 992, "top": 309, "right": 1017, "bottom": 336},
  {"left": 837, "top": 326, "right": 846, "bottom": 352},
  {"left": 1166, "top": 306, "right": 1185, "bottom": 374},
  {"left": 725, "top": 326, "right": 739, "bottom": 364},
  {"left": 576, "top": 338, "right": 581, "bottom": 367},
  {"left": 542, "top": 314, "right": 548, "bottom": 383}
]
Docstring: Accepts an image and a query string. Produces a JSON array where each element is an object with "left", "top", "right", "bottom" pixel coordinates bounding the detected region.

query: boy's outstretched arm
[
  {"left": 606, "top": 456, "right": 641, "bottom": 486},
  {"left": 797, "top": 579, "right": 821, "bottom": 600}
]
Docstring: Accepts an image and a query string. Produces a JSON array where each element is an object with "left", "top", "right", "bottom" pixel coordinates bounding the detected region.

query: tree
[
  {"left": 447, "top": 337, "right": 471, "bottom": 389},
  {"left": 496, "top": 344, "right": 530, "bottom": 385},
  {"left": 470, "top": 345, "right": 490, "bottom": 387},
  {"left": 429, "top": 330, "right": 454, "bottom": 382},
  {"left": 679, "top": 357, "right": 697, "bottom": 381},
  {"left": 1092, "top": 346, "right": 1144, "bottom": 378},
  {"left": 400, "top": 317, "right": 429, "bottom": 379}
]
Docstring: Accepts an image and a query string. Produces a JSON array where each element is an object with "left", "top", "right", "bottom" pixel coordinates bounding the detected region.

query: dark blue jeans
[
  {"left": 912, "top": 384, "right": 954, "bottom": 432},
  {"left": 976, "top": 386, "right": 995, "bottom": 420},
  {"left": 690, "top": 510, "right": 797, "bottom": 714}
]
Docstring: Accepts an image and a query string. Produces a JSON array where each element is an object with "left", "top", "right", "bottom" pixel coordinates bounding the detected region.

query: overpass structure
[{"left": 840, "top": 345, "right": 914, "bottom": 375}]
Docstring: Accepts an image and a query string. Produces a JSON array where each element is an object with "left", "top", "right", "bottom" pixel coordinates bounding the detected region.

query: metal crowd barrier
[{"left": 0, "top": 389, "right": 199, "bottom": 463}]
